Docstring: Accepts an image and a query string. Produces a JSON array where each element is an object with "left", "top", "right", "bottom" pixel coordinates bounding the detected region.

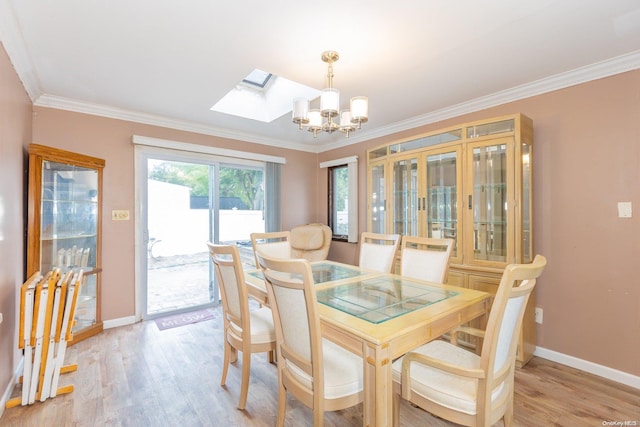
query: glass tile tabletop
[
  {"left": 316, "top": 276, "right": 459, "bottom": 324},
  {"left": 248, "top": 261, "right": 369, "bottom": 284}
]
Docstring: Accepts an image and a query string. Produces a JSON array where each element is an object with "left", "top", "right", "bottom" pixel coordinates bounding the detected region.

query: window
[
  {"left": 329, "top": 165, "right": 349, "bottom": 240},
  {"left": 321, "top": 156, "right": 358, "bottom": 242}
]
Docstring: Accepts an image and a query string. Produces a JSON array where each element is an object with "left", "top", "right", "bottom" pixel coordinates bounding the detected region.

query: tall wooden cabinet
[
  {"left": 367, "top": 113, "right": 535, "bottom": 366},
  {"left": 27, "top": 144, "right": 105, "bottom": 344}
]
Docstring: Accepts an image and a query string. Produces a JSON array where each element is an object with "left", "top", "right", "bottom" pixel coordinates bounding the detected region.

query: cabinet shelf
[{"left": 41, "top": 233, "right": 97, "bottom": 241}]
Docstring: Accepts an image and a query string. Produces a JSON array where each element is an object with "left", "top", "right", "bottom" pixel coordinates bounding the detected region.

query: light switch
[
  {"left": 112, "top": 210, "right": 130, "bottom": 220},
  {"left": 617, "top": 202, "right": 632, "bottom": 218}
]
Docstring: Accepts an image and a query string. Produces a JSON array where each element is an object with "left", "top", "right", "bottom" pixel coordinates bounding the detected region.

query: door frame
[{"left": 133, "top": 144, "right": 268, "bottom": 321}]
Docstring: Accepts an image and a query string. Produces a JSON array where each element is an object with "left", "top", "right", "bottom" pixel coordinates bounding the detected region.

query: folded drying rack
[{"left": 5, "top": 267, "right": 84, "bottom": 408}]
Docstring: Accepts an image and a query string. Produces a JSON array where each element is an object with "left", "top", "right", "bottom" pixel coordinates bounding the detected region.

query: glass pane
[
  {"left": 40, "top": 161, "right": 98, "bottom": 272},
  {"left": 522, "top": 143, "right": 532, "bottom": 262},
  {"left": 369, "top": 146, "right": 388, "bottom": 160},
  {"left": 425, "top": 152, "right": 458, "bottom": 257},
  {"left": 248, "top": 261, "right": 370, "bottom": 283},
  {"left": 467, "top": 119, "right": 514, "bottom": 138},
  {"left": 390, "top": 129, "right": 462, "bottom": 154},
  {"left": 370, "top": 163, "right": 386, "bottom": 233},
  {"left": 472, "top": 144, "right": 507, "bottom": 262},
  {"left": 146, "top": 159, "right": 264, "bottom": 316},
  {"left": 330, "top": 166, "right": 349, "bottom": 237},
  {"left": 316, "top": 276, "right": 459, "bottom": 324},
  {"left": 75, "top": 272, "right": 98, "bottom": 332},
  {"left": 393, "top": 158, "right": 418, "bottom": 236}
]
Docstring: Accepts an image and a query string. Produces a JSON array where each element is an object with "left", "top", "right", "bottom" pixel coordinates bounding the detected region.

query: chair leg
[
  {"left": 229, "top": 346, "right": 238, "bottom": 364},
  {"left": 313, "top": 407, "right": 324, "bottom": 427},
  {"left": 276, "top": 380, "right": 287, "bottom": 427},
  {"left": 220, "top": 339, "right": 231, "bottom": 386},
  {"left": 503, "top": 401, "right": 514, "bottom": 427},
  {"left": 238, "top": 349, "right": 251, "bottom": 410}
]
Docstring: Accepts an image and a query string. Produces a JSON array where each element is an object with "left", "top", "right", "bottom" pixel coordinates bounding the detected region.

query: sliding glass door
[{"left": 139, "top": 148, "right": 265, "bottom": 319}]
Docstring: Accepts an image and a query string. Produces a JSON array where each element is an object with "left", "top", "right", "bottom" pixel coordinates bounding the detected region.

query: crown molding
[
  {"left": 346, "top": 49, "right": 640, "bottom": 149},
  {"left": 0, "top": 0, "right": 41, "bottom": 101},
  {"left": 34, "top": 94, "right": 320, "bottom": 153}
]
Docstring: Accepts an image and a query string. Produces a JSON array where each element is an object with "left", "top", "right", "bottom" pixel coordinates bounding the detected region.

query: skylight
[
  {"left": 242, "top": 69, "right": 272, "bottom": 89},
  {"left": 211, "top": 69, "right": 320, "bottom": 123}
]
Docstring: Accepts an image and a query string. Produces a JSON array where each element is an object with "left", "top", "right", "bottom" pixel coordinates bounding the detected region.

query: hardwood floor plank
[{"left": 2, "top": 306, "right": 638, "bottom": 426}]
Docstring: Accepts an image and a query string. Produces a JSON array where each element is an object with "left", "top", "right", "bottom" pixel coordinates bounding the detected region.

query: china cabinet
[
  {"left": 27, "top": 144, "right": 105, "bottom": 344},
  {"left": 367, "top": 113, "right": 535, "bottom": 365}
]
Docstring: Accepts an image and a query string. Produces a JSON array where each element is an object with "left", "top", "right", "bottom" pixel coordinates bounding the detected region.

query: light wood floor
[{"left": 2, "top": 306, "right": 638, "bottom": 427}]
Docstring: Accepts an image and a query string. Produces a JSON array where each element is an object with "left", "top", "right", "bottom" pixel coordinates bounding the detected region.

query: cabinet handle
[
  {"left": 468, "top": 195, "right": 472, "bottom": 210},
  {"left": 422, "top": 197, "right": 426, "bottom": 211}
]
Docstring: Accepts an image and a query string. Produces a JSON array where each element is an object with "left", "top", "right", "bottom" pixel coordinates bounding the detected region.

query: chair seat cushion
[
  {"left": 287, "top": 338, "right": 363, "bottom": 399},
  {"left": 230, "top": 306, "right": 275, "bottom": 345},
  {"left": 392, "top": 340, "right": 503, "bottom": 415}
]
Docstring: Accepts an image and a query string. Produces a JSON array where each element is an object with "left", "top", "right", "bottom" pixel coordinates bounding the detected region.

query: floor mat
[{"left": 154, "top": 308, "right": 215, "bottom": 330}]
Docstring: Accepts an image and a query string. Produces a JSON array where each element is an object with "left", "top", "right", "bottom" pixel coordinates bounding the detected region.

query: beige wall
[
  {"left": 321, "top": 70, "right": 640, "bottom": 377},
  {"left": 1, "top": 39, "right": 638, "bottom": 406},
  {"left": 0, "top": 43, "right": 32, "bottom": 402},
  {"left": 30, "top": 108, "right": 320, "bottom": 321}
]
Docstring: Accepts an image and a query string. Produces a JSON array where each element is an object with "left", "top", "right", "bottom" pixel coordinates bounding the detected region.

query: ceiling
[{"left": 1, "top": 1, "right": 640, "bottom": 153}]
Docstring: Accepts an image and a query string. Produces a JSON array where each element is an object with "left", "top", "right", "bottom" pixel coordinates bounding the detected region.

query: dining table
[{"left": 244, "top": 260, "right": 490, "bottom": 427}]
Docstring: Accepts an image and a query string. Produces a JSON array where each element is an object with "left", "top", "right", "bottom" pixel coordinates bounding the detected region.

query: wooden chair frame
[
  {"left": 358, "top": 232, "right": 401, "bottom": 273},
  {"left": 400, "top": 236, "right": 454, "bottom": 283},
  {"left": 250, "top": 231, "right": 292, "bottom": 268},
  {"left": 207, "top": 243, "right": 276, "bottom": 410},
  {"left": 393, "top": 255, "right": 547, "bottom": 427},
  {"left": 257, "top": 254, "right": 363, "bottom": 427}
]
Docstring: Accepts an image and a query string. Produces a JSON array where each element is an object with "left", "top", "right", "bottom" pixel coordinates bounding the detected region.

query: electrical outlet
[
  {"left": 535, "top": 307, "right": 543, "bottom": 324},
  {"left": 112, "top": 210, "right": 130, "bottom": 221}
]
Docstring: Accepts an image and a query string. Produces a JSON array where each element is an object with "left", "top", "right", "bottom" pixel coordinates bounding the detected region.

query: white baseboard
[
  {"left": 0, "top": 358, "right": 24, "bottom": 419},
  {"left": 534, "top": 346, "right": 640, "bottom": 390},
  {"left": 103, "top": 316, "right": 136, "bottom": 330}
]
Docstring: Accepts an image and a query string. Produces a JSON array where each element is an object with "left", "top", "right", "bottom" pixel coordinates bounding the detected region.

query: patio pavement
[{"left": 146, "top": 244, "right": 255, "bottom": 315}]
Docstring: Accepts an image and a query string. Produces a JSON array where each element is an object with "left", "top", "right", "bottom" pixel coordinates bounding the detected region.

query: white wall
[{"left": 148, "top": 180, "right": 264, "bottom": 256}]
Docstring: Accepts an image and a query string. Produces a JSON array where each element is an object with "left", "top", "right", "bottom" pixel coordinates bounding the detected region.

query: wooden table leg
[{"left": 363, "top": 341, "right": 392, "bottom": 427}]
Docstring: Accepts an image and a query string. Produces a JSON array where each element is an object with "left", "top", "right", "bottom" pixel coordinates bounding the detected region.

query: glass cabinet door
[
  {"left": 41, "top": 160, "right": 100, "bottom": 334},
  {"left": 392, "top": 157, "right": 418, "bottom": 236},
  {"left": 368, "top": 161, "right": 386, "bottom": 234},
  {"left": 521, "top": 142, "right": 533, "bottom": 263},
  {"left": 28, "top": 144, "right": 105, "bottom": 344},
  {"left": 466, "top": 137, "right": 513, "bottom": 265},
  {"left": 41, "top": 161, "right": 98, "bottom": 271},
  {"left": 424, "top": 147, "right": 461, "bottom": 260}
]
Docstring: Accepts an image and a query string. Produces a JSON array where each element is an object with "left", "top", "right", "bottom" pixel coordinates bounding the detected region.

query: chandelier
[{"left": 292, "top": 51, "right": 368, "bottom": 138}]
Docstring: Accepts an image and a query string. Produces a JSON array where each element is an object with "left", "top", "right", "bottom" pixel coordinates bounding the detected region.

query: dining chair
[
  {"left": 207, "top": 243, "right": 277, "bottom": 410},
  {"left": 399, "top": 236, "right": 454, "bottom": 284},
  {"left": 358, "top": 232, "right": 401, "bottom": 273},
  {"left": 290, "top": 223, "right": 332, "bottom": 262},
  {"left": 391, "top": 255, "right": 547, "bottom": 427},
  {"left": 250, "top": 231, "right": 292, "bottom": 268},
  {"left": 256, "top": 253, "right": 364, "bottom": 427}
]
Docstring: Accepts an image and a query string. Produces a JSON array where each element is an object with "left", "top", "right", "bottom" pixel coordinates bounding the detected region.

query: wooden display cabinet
[
  {"left": 27, "top": 144, "right": 105, "bottom": 344},
  {"left": 366, "top": 113, "right": 535, "bottom": 366}
]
